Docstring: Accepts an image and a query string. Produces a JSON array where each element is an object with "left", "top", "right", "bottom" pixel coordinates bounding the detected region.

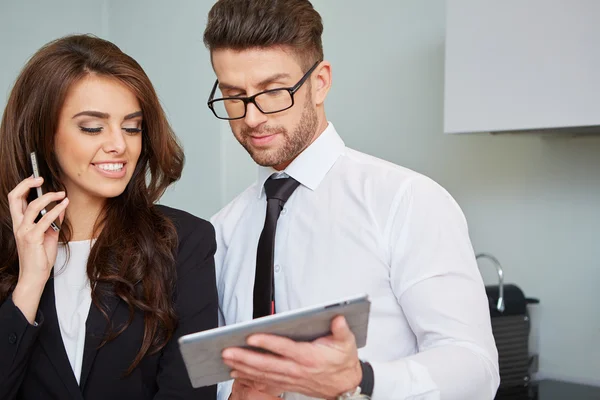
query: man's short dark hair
[{"left": 204, "top": 0, "right": 324, "bottom": 70}]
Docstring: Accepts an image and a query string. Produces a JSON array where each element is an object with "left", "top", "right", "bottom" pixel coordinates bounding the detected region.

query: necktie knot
[{"left": 264, "top": 176, "right": 300, "bottom": 204}]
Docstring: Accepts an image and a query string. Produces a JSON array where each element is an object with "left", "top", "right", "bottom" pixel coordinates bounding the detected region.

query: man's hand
[
  {"left": 222, "top": 316, "right": 362, "bottom": 399},
  {"left": 229, "top": 379, "right": 283, "bottom": 399}
]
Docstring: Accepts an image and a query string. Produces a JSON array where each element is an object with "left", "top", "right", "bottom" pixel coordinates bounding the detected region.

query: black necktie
[{"left": 253, "top": 176, "right": 300, "bottom": 319}]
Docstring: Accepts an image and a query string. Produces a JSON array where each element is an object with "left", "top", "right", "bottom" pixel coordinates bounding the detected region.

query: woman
[{"left": 0, "top": 34, "right": 217, "bottom": 399}]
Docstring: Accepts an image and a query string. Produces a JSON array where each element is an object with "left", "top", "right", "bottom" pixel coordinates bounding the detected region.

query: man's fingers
[
  {"left": 235, "top": 378, "right": 283, "bottom": 396},
  {"left": 330, "top": 315, "right": 354, "bottom": 342},
  {"left": 233, "top": 370, "right": 309, "bottom": 397},
  {"left": 246, "top": 334, "right": 311, "bottom": 362},
  {"left": 223, "top": 348, "right": 302, "bottom": 378},
  {"left": 232, "top": 379, "right": 281, "bottom": 400}
]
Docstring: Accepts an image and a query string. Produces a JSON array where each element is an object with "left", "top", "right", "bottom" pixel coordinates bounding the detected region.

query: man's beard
[{"left": 236, "top": 100, "right": 319, "bottom": 168}]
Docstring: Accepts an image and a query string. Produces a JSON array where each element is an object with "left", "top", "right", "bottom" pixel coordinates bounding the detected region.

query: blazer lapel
[
  {"left": 38, "top": 278, "right": 84, "bottom": 400},
  {"left": 79, "top": 282, "right": 120, "bottom": 389}
]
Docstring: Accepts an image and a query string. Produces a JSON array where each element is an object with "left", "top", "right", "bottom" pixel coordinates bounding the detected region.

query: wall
[
  {"left": 2, "top": 0, "right": 599, "bottom": 386},
  {"left": 0, "top": 0, "right": 109, "bottom": 106},
  {"left": 107, "top": 0, "right": 221, "bottom": 217}
]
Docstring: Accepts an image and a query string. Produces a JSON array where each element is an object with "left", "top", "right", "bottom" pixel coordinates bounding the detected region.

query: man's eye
[{"left": 223, "top": 92, "right": 244, "bottom": 98}]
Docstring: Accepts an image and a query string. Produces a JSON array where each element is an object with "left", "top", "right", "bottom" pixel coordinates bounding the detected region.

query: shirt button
[
  {"left": 8, "top": 333, "right": 17, "bottom": 345},
  {"left": 280, "top": 207, "right": 287, "bottom": 215},
  {"left": 274, "top": 264, "right": 281, "bottom": 273}
]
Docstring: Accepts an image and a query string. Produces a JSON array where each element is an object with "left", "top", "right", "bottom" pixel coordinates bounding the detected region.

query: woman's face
[{"left": 54, "top": 74, "right": 143, "bottom": 205}]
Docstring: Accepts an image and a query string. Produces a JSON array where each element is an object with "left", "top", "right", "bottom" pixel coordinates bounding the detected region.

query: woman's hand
[{"left": 8, "top": 176, "right": 68, "bottom": 323}]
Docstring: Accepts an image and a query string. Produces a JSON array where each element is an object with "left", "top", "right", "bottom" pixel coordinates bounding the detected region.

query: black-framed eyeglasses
[{"left": 207, "top": 60, "right": 321, "bottom": 120}]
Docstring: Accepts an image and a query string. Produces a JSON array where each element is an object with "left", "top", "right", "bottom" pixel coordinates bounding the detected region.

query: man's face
[{"left": 211, "top": 48, "right": 319, "bottom": 170}]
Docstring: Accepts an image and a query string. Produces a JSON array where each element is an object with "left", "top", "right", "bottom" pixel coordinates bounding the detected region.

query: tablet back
[{"left": 179, "top": 294, "right": 371, "bottom": 388}]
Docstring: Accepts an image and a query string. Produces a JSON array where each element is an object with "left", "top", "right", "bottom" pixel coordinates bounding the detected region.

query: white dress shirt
[
  {"left": 212, "top": 123, "right": 499, "bottom": 400},
  {"left": 54, "top": 240, "right": 93, "bottom": 384}
]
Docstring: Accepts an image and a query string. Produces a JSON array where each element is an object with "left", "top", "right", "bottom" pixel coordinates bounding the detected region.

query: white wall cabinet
[{"left": 444, "top": 0, "right": 600, "bottom": 134}]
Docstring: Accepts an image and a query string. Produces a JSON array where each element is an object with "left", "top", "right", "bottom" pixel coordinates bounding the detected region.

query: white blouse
[{"left": 53, "top": 240, "right": 93, "bottom": 384}]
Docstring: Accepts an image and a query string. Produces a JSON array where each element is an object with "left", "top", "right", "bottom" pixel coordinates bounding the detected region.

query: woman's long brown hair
[{"left": 0, "top": 34, "right": 185, "bottom": 373}]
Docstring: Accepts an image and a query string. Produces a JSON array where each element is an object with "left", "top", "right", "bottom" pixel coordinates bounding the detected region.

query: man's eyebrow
[
  {"left": 255, "top": 73, "right": 291, "bottom": 88},
  {"left": 218, "top": 72, "right": 293, "bottom": 93}
]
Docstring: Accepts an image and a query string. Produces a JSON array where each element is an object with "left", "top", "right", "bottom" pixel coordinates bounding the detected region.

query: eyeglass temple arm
[{"left": 208, "top": 80, "right": 219, "bottom": 103}]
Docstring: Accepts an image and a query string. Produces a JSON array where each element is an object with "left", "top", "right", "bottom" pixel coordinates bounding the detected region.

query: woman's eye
[
  {"left": 79, "top": 127, "right": 103, "bottom": 134},
  {"left": 123, "top": 127, "right": 142, "bottom": 135}
]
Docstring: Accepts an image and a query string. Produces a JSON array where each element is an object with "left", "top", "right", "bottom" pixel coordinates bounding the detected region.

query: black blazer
[{"left": 0, "top": 205, "right": 218, "bottom": 399}]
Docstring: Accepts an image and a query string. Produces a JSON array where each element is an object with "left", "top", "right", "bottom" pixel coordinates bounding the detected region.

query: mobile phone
[{"left": 29, "top": 151, "right": 61, "bottom": 232}]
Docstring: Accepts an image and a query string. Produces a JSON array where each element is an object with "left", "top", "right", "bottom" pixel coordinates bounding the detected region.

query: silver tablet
[{"left": 178, "top": 293, "right": 371, "bottom": 388}]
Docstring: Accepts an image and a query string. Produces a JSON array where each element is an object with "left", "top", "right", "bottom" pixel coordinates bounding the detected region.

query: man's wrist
[{"left": 337, "top": 360, "right": 374, "bottom": 399}]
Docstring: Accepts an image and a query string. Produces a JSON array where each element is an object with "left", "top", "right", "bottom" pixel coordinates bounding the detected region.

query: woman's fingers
[
  {"left": 21, "top": 191, "right": 66, "bottom": 228},
  {"left": 7, "top": 176, "right": 43, "bottom": 229},
  {"left": 37, "top": 197, "right": 69, "bottom": 234}
]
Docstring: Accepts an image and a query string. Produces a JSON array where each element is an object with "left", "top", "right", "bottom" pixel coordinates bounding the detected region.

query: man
[{"left": 206, "top": 1, "right": 499, "bottom": 399}]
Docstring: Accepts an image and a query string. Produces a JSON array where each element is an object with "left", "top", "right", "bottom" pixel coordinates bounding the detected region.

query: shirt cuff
[{"left": 217, "top": 379, "right": 234, "bottom": 400}]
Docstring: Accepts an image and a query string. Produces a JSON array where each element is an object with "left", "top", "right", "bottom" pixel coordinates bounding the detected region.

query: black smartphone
[{"left": 29, "top": 151, "right": 61, "bottom": 232}]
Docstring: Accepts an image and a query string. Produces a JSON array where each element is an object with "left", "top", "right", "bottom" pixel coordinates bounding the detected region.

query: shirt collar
[{"left": 257, "top": 122, "right": 345, "bottom": 198}]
